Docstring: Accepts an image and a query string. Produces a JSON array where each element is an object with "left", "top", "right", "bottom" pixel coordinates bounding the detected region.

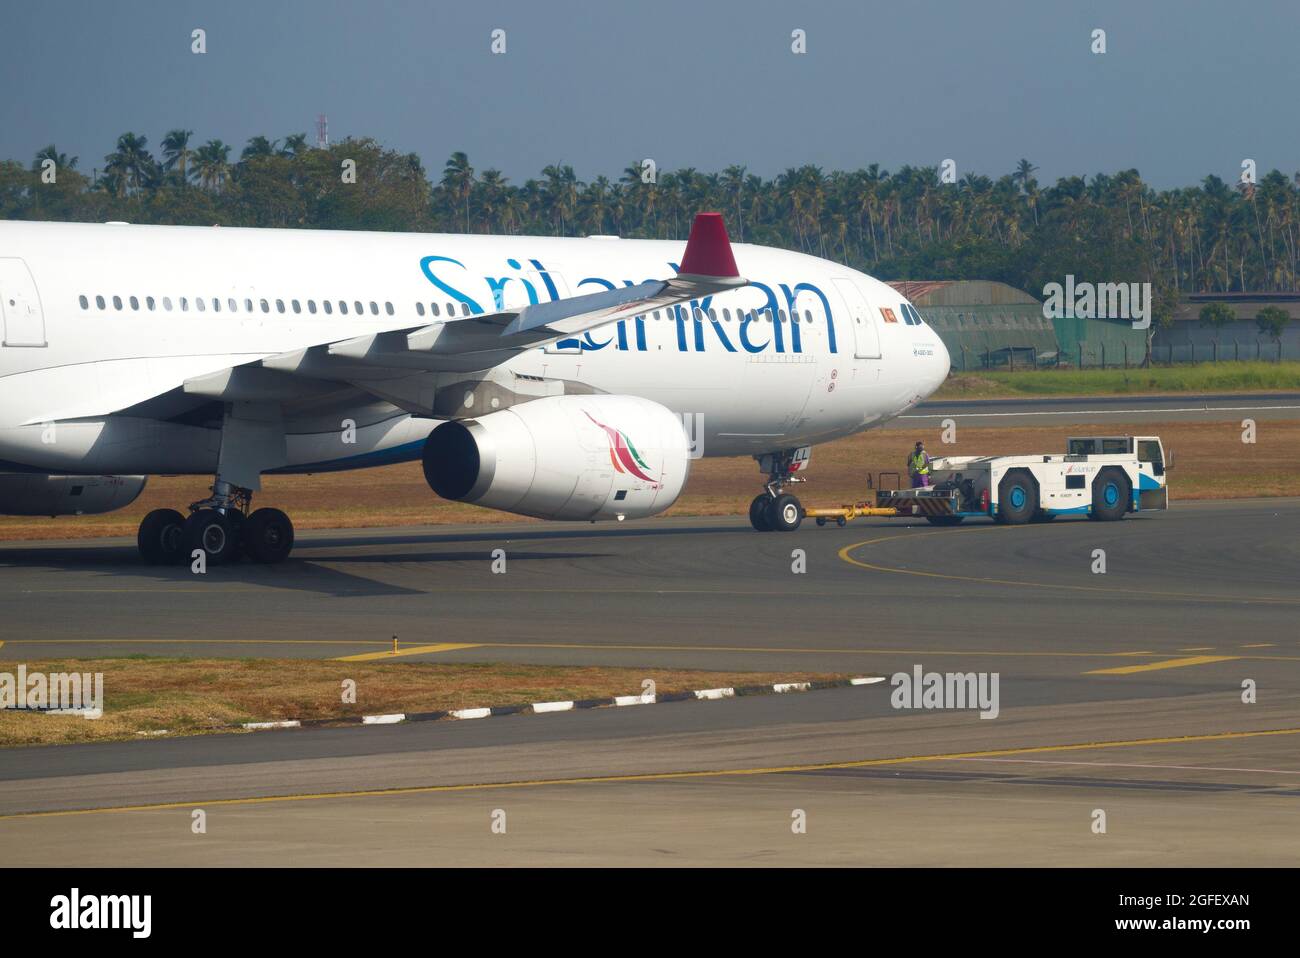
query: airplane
[{"left": 0, "top": 213, "right": 951, "bottom": 563}]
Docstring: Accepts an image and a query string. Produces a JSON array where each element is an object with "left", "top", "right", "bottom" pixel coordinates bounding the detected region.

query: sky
[{"left": 1, "top": 0, "right": 1297, "bottom": 190}]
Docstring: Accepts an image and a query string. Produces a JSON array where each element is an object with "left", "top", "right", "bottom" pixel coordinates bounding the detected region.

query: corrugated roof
[
  {"left": 889, "top": 281, "right": 954, "bottom": 302},
  {"left": 886, "top": 279, "right": 1040, "bottom": 307}
]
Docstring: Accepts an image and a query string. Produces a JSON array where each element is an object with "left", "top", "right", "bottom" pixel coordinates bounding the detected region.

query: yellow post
[{"left": 392, "top": 634, "right": 398, "bottom": 654}]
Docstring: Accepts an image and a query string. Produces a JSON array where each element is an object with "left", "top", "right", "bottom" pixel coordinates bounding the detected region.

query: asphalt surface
[
  {"left": 1, "top": 497, "right": 1297, "bottom": 864},
  {"left": 1, "top": 498, "right": 1297, "bottom": 671},
  {"left": 894, "top": 391, "right": 1300, "bottom": 426}
]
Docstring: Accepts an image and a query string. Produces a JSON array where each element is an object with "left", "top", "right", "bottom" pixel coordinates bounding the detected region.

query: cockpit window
[{"left": 901, "top": 303, "right": 925, "bottom": 326}]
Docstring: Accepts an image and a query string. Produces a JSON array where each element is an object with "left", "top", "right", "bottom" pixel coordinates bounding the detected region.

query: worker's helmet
[{"left": 914, "top": 441, "right": 924, "bottom": 449}]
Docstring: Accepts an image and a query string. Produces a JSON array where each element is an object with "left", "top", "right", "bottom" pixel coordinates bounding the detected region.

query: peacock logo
[{"left": 584, "top": 411, "right": 657, "bottom": 482}]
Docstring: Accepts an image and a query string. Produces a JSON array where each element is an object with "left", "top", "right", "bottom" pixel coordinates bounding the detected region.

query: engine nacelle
[
  {"left": 423, "top": 395, "right": 690, "bottom": 521},
  {"left": 0, "top": 474, "right": 148, "bottom": 516}
]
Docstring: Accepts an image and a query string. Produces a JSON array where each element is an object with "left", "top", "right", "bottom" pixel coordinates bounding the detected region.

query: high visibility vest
[{"left": 909, "top": 451, "right": 929, "bottom": 474}]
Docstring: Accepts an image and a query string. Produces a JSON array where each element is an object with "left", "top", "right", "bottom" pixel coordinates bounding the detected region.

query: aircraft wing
[{"left": 260, "top": 212, "right": 744, "bottom": 379}]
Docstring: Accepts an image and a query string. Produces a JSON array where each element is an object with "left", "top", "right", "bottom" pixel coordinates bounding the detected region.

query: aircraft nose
[
  {"left": 916, "top": 332, "right": 950, "bottom": 396},
  {"left": 933, "top": 334, "right": 952, "bottom": 385}
]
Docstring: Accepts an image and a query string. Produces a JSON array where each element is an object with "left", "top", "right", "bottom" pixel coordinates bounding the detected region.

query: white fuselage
[{"left": 0, "top": 221, "right": 949, "bottom": 476}]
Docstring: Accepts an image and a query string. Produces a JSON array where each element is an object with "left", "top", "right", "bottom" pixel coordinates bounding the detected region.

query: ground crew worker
[{"left": 908, "top": 441, "right": 931, "bottom": 488}]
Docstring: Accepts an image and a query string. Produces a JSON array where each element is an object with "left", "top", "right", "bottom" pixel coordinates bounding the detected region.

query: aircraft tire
[
  {"left": 138, "top": 508, "right": 187, "bottom": 564},
  {"left": 242, "top": 508, "right": 295, "bottom": 563}
]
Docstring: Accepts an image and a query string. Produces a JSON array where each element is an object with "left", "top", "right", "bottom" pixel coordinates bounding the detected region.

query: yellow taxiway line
[
  {"left": 3, "top": 637, "right": 1298, "bottom": 664},
  {"left": 838, "top": 528, "right": 1300, "bottom": 606},
  {"left": 1085, "top": 655, "right": 1240, "bottom": 675},
  {"left": 333, "top": 643, "right": 481, "bottom": 661},
  {"left": 2, "top": 726, "right": 1296, "bottom": 822}
]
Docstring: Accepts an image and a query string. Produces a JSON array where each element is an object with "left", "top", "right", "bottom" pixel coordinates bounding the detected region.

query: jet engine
[
  {"left": 0, "top": 474, "right": 148, "bottom": 516},
  {"left": 422, "top": 395, "right": 691, "bottom": 521}
]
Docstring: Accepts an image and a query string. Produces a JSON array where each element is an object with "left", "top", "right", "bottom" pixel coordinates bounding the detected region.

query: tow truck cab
[{"left": 1067, "top": 435, "right": 1169, "bottom": 511}]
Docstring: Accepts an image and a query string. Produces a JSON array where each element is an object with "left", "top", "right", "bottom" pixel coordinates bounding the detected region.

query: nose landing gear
[
  {"left": 748, "top": 448, "right": 809, "bottom": 532},
  {"left": 137, "top": 480, "right": 296, "bottom": 565}
]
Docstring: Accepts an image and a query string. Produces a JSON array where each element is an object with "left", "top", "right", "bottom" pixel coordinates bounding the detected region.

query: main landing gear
[
  {"left": 137, "top": 480, "right": 295, "bottom": 565},
  {"left": 748, "top": 448, "right": 809, "bottom": 533}
]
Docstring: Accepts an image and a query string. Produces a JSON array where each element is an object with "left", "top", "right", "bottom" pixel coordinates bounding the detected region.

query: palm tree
[
  {"left": 540, "top": 164, "right": 580, "bottom": 235},
  {"left": 160, "top": 129, "right": 194, "bottom": 183},
  {"left": 279, "top": 133, "right": 309, "bottom": 157},
  {"left": 192, "top": 139, "right": 232, "bottom": 192},
  {"left": 103, "top": 132, "right": 156, "bottom": 196},
  {"left": 721, "top": 165, "right": 747, "bottom": 241},
  {"left": 1012, "top": 158, "right": 1039, "bottom": 226},
  {"left": 33, "top": 145, "right": 78, "bottom": 173},
  {"left": 241, "top": 136, "right": 280, "bottom": 161},
  {"left": 476, "top": 169, "right": 509, "bottom": 233},
  {"left": 442, "top": 152, "right": 475, "bottom": 232}
]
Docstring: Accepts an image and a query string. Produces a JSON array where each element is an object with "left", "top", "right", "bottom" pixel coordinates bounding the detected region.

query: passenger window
[
  {"left": 323, "top": 300, "right": 332, "bottom": 315},
  {"left": 196, "top": 298, "right": 206, "bottom": 312},
  {"left": 430, "top": 303, "right": 440, "bottom": 317},
  {"left": 369, "top": 302, "right": 378, "bottom": 315},
  {"left": 276, "top": 299, "right": 285, "bottom": 313},
  {"left": 354, "top": 301, "right": 363, "bottom": 315},
  {"left": 162, "top": 297, "right": 172, "bottom": 311},
  {"left": 308, "top": 300, "right": 317, "bottom": 314},
  {"left": 213, "top": 298, "right": 221, "bottom": 312},
  {"left": 804, "top": 310, "right": 813, "bottom": 324},
  {"left": 340, "top": 301, "right": 349, "bottom": 315},
  {"left": 292, "top": 300, "right": 301, "bottom": 314},
  {"left": 146, "top": 296, "right": 156, "bottom": 311},
  {"left": 260, "top": 299, "right": 270, "bottom": 313},
  {"left": 229, "top": 298, "right": 237, "bottom": 312},
  {"left": 416, "top": 302, "right": 425, "bottom": 317},
  {"left": 460, "top": 303, "right": 470, "bottom": 317},
  {"left": 112, "top": 295, "right": 123, "bottom": 310},
  {"left": 385, "top": 302, "right": 394, "bottom": 316},
  {"left": 79, "top": 295, "right": 89, "bottom": 309},
  {"left": 245, "top": 299, "right": 253, "bottom": 312}
]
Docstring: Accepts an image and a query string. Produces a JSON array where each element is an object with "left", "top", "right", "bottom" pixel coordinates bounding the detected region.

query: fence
[{"left": 950, "top": 339, "right": 1291, "bottom": 371}]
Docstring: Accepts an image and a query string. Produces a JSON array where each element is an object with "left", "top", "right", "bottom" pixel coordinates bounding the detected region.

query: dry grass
[
  {"left": 1, "top": 418, "right": 1295, "bottom": 541},
  {"left": 0, "top": 657, "right": 854, "bottom": 747}
]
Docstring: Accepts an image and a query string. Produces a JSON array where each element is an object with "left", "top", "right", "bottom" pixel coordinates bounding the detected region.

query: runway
[
  {"left": 1, "top": 498, "right": 1297, "bottom": 864},
  {"left": 2, "top": 687, "right": 1297, "bottom": 865},
  {"left": 894, "top": 391, "right": 1300, "bottom": 427},
  {"left": 2, "top": 498, "right": 1297, "bottom": 671}
]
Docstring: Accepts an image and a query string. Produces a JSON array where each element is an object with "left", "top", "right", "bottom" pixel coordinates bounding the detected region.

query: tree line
[{"left": 5, "top": 131, "right": 1300, "bottom": 309}]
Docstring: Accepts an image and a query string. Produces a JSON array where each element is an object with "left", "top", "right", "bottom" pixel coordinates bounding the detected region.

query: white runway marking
[
  {"left": 951, "top": 757, "right": 1300, "bottom": 775},
  {"left": 902, "top": 404, "right": 1300, "bottom": 419}
]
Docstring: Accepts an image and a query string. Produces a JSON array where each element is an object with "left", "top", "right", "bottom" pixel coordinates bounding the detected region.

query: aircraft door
[
  {"left": 0, "top": 258, "right": 46, "bottom": 347},
  {"left": 832, "top": 278, "right": 880, "bottom": 359}
]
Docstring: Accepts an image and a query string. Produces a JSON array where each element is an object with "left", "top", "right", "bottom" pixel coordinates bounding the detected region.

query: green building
[{"left": 889, "top": 280, "right": 1148, "bottom": 368}]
